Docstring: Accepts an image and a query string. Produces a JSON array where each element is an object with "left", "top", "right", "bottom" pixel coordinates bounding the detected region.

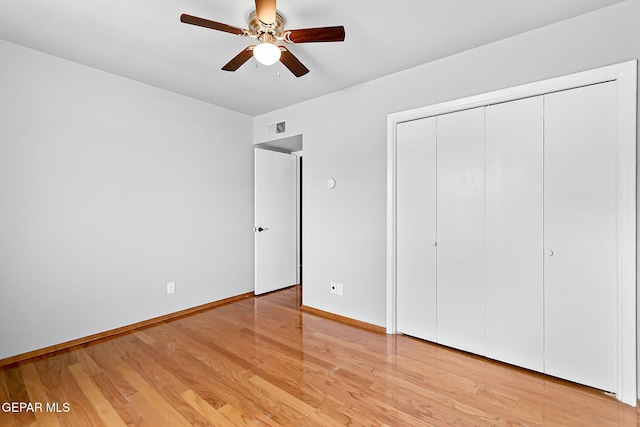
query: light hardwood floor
[{"left": 1, "top": 285, "right": 639, "bottom": 426}]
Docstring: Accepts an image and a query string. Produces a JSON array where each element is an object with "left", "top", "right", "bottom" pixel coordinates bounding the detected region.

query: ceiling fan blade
[
  {"left": 222, "top": 47, "right": 255, "bottom": 71},
  {"left": 255, "top": 0, "right": 277, "bottom": 25},
  {"left": 282, "top": 26, "right": 345, "bottom": 44},
  {"left": 279, "top": 47, "right": 309, "bottom": 78},
  {"left": 181, "top": 14, "right": 248, "bottom": 36}
]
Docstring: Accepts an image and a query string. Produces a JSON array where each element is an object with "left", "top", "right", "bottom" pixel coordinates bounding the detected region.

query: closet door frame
[{"left": 386, "top": 60, "right": 637, "bottom": 405}]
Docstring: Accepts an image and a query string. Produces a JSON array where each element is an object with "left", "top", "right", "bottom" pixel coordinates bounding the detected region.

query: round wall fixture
[{"left": 326, "top": 178, "right": 336, "bottom": 189}]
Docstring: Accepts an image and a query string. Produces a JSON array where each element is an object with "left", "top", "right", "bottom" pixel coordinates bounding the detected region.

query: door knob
[
  {"left": 432, "top": 241, "right": 437, "bottom": 247},
  {"left": 545, "top": 249, "right": 554, "bottom": 257},
  {"left": 255, "top": 227, "right": 269, "bottom": 232}
]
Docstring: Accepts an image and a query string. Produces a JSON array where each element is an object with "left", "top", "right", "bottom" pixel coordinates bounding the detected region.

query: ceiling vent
[{"left": 267, "top": 121, "right": 286, "bottom": 136}]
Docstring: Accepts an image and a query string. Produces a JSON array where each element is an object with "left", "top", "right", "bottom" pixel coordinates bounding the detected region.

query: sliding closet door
[
  {"left": 436, "top": 108, "right": 485, "bottom": 355},
  {"left": 544, "top": 82, "right": 618, "bottom": 392},
  {"left": 396, "top": 117, "right": 437, "bottom": 341},
  {"left": 484, "top": 97, "right": 544, "bottom": 372}
]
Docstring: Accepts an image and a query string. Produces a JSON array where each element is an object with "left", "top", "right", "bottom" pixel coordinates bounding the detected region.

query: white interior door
[
  {"left": 396, "top": 117, "right": 437, "bottom": 341},
  {"left": 255, "top": 148, "right": 297, "bottom": 295},
  {"left": 484, "top": 96, "right": 544, "bottom": 372},
  {"left": 543, "top": 82, "right": 618, "bottom": 392},
  {"left": 436, "top": 107, "right": 485, "bottom": 355}
]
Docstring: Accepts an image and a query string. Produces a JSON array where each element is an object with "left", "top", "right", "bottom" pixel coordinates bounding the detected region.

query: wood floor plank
[
  {"left": 2, "top": 286, "right": 639, "bottom": 426},
  {"left": 3, "top": 366, "right": 38, "bottom": 426},
  {"left": 0, "top": 370, "right": 19, "bottom": 427},
  {"left": 73, "top": 348, "right": 101, "bottom": 376},
  {"left": 220, "top": 402, "right": 285, "bottom": 427},
  {"left": 165, "top": 348, "right": 306, "bottom": 425},
  {"left": 217, "top": 403, "right": 264, "bottom": 426},
  {"left": 180, "top": 389, "right": 235, "bottom": 426},
  {"left": 152, "top": 319, "right": 321, "bottom": 424},
  {"left": 115, "top": 363, "right": 198, "bottom": 427},
  {"left": 119, "top": 349, "right": 225, "bottom": 426},
  {"left": 247, "top": 374, "right": 346, "bottom": 427},
  {"left": 133, "top": 330, "right": 156, "bottom": 345},
  {"left": 89, "top": 371, "right": 150, "bottom": 427},
  {"left": 332, "top": 341, "right": 531, "bottom": 425},
  {"left": 35, "top": 354, "right": 104, "bottom": 426},
  {"left": 20, "top": 363, "right": 62, "bottom": 427},
  {"left": 101, "top": 332, "right": 218, "bottom": 425},
  {"left": 67, "top": 363, "right": 126, "bottom": 427}
]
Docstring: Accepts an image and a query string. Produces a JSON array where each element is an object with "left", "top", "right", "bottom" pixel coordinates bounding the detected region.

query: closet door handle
[
  {"left": 545, "top": 249, "right": 554, "bottom": 257},
  {"left": 432, "top": 241, "right": 437, "bottom": 247}
]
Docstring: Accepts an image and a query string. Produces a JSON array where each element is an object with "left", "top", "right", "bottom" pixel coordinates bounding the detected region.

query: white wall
[
  {"left": 0, "top": 40, "right": 254, "bottom": 360},
  {"left": 253, "top": 0, "right": 640, "bottom": 332}
]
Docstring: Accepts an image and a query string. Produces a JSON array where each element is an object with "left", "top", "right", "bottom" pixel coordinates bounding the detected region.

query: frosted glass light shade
[{"left": 253, "top": 42, "right": 281, "bottom": 66}]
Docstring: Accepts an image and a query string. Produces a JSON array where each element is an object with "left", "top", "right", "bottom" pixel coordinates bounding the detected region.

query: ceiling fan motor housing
[{"left": 249, "top": 11, "right": 284, "bottom": 38}]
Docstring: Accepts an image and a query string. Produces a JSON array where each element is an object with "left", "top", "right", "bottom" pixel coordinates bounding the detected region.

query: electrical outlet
[
  {"left": 330, "top": 281, "right": 337, "bottom": 294},
  {"left": 336, "top": 283, "right": 344, "bottom": 296},
  {"left": 167, "top": 281, "right": 176, "bottom": 295}
]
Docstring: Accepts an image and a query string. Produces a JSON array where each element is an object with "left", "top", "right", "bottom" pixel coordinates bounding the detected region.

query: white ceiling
[{"left": 0, "top": 0, "right": 626, "bottom": 116}]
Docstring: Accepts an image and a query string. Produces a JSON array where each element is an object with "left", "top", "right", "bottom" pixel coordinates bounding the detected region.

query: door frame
[
  {"left": 386, "top": 60, "right": 637, "bottom": 404},
  {"left": 254, "top": 135, "right": 303, "bottom": 293}
]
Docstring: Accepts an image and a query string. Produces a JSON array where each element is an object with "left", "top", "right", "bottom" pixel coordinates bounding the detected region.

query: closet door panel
[
  {"left": 484, "top": 97, "right": 544, "bottom": 372},
  {"left": 544, "top": 82, "right": 618, "bottom": 392},
  {"left": 436, "top": 108, "right": 485, "bottom": 355},
  {"left": 396, "top": 118, "right": 437, "bottom": 341}
]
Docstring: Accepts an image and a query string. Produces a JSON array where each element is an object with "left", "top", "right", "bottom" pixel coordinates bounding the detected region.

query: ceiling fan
[{"left": 180, "top": 0, "right": 345, "bottom": 77}]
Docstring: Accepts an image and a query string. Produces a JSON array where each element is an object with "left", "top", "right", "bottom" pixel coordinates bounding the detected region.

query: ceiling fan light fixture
[{"left": 253, "top": 41, "right": 281, "bottom": 66}]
